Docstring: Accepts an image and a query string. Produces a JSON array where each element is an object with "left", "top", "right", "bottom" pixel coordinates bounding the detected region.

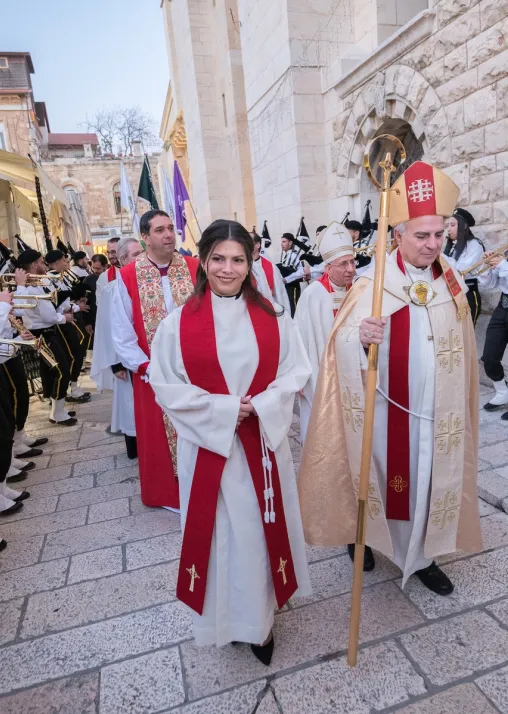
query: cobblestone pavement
[{"left": 1, "top": 375, "right": 508, "bottom": 713}]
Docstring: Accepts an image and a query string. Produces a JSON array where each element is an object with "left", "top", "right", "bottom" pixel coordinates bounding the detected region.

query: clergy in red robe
[{"left": 112, "top": 210, "right": 197, "bottom": 509}]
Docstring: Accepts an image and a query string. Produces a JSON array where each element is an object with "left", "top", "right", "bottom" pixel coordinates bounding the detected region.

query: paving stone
[
  {"left": 169, "top": 681, "right": 267, "bottom": 714},
  {"left": 22, "top": 464, "right": 73, "bottom": 486},
  {"left": 477, "top": 665, "right": 508, "bottom": 713},
  {"left": 30, "top": 456, "right": 51, "bottom": 471},
  {"left": 78, "top": 426, "right": 117, "bottom": 448},
  {"left": 28, "top": 474, "right": 94, "bottom": 498},
  {"left": 0, "top": 672, "right": 99, "bottom": 714},
  {"left": 255, "top": 690, "right": 279, "bottom": 714},
  {"left": 126, "top": 531, "right": 182, "bottom": 570},
  {"left": 478, "top": 498, "right": 498, "bottom": 516},
  {"left": 0, "top": 495, "right": 58, "bottom": 523},
  {"left": 477, "top": 470, "right": 508, "bottom": 508},
  {"left": 40, "top": 438, "right": 80, "bottom": 456},
  {"left": 116, "top": 452, "right": 139, "bottom": 468},
  {"left": 486, "top": 596, "right": 508, "bottom": 624},
  {"left": 478, "top": 420, "right": 508, "bottom": 447},
  {"left": 25, "top": 424, "right": 81, "bottom": 439},
  {"left": 50, "top": 442, "right": 125, "bottom": 467},
  {"left": 0, "top": 558, "right": 68, "bottom": 602},
  {"left": 73, "top": 456, "right": 116, "bottom": 476},
  {"left": 21, "top": 561, "right": 179, "bottom": 637},
  {"left": 479, "top": 441, "right": 508, "bottom": 468},
  {"left": 42, "top": 511, "right": 181, "bottom": 560},
  {"left": 0, "top": 598, "right": 23, "bottom": 645},
  {"left": 87, "top": 497, "right": 130, "bottom": 523},
  {"left": 291, "top": 552, "right": 399, "bottom": 608},
  {"left": 95, "top": 464, "right": 140, "bottom": 486},
  {"left": 272, "top": 641, "right": 426, "bottom": 713},
  {"left": 130, "top": 494, "right": 155, "bottom": 515},
  {"left": 0, "top": 507, "right": 88, "bottom": 540},
  {"left": 305, "top": 543, "right": 347, "bottom": 563},
  {"left": 100, "top": 647, "right": 185, "bottom": 714},
  {"left": 395, "top": 683, "right": 498, "bottom": 713},
  {"left": 479, "top": 512, "right": 508, "bottom": 549},
  {"left": 67, "top": 546, "right": 123, "bottom": 584},
  {"left": 0, "top": 535, "right": 44, "bottom": 574},
  {"left": 400, "top": 611, "right": 508, "bottom": 685},
  {"left": 401, "top": 548, "right": 508, "bottom": 618},
  {"left": 0, "top": 601, "right": 192, "bottom": 695},
  {"left": 57, "top": 481, "right": 140, "bottom": 511},
  {"left": 181, "top": 582, "right": 423, "bottom": 700}
]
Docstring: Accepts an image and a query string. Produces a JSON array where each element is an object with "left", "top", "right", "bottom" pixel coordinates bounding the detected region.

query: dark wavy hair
[
  {"left": 444, "top": 214, "right": 484, "bottom": 261},
  {"left": 192, "top": 219, "right": 281, "bottom": 316}
]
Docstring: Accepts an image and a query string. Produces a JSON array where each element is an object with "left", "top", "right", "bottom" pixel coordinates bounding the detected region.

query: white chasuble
[{"left": 150, "top": 293, "right": 312, "bottom": 646}]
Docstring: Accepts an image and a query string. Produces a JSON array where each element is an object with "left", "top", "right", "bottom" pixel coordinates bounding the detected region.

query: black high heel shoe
[{"left": 251, "top": 634, "right": 274, "bottom": 666}]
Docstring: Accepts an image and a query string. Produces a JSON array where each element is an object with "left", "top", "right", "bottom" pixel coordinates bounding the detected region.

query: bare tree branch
[{"left": 82, "top": 106, "right": 159, "bottom": 155}]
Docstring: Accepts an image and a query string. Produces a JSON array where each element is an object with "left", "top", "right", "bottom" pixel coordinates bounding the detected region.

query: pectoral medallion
[{"left": 404, "top": 281, "right": 436, "bottom": 306}]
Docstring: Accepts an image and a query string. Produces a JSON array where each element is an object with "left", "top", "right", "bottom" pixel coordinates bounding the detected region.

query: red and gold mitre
[{"left": 389, "top": 161, "right": 459, "bottom": 226}]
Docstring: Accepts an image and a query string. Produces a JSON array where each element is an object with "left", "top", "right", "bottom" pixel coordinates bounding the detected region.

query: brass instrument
[
  {"left": 459, "top": 242, "right": 508, "bottom": 277},
  {"left": 1, "top": 271, "right": 65, "bottom": 287},
  {"left": 11, "top": 290, "right": 58, "bottom": 306},
  {"left": 64, "top": 269, "right": 80, "bottom": 283},
  {"left": 354, "top": 245, "right": 377, "bottom": 258},
  {"left": 0, "top": 338, "right": 37, "bottom": 348},
  {"left": 8, "top": 315, "right": 58, "bottom": 368}
]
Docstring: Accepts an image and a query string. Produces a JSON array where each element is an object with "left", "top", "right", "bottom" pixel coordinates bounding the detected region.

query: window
[
  {"left": 222, "top": 94, "right": 228, "bottom": 127},
  {"left": 64, "top": 186, "right": 79, "bottom": 207},
  {"left": 113, "top": 183, "right": 121, "bottom": 215},
  {"left": 0, "top": 123, "right": 7, "bottom": 151},
  {"left": 0, "top": 58, "right": 8, "bottom": 70}
]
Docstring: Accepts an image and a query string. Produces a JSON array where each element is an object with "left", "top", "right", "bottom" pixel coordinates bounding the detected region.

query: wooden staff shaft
[{"left": 347, "top": 157, "right": 393, "bottom": 667}]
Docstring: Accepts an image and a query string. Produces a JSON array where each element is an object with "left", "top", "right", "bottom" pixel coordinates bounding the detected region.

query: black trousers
[
  {"left": 0, "top": 368, "right": 15, "bottom": 483},
  {"left": 0, "top": 354, "right": 30, "bottom": 431},
  {"left": 466, "top": 280, "right": 481, "bottom": 327},
  {"left": 285, "top": 282, "right": 301, "bottom": 318},
  {"left": 57, "top": 322, "right": 85, "bottom": 382},
  {"left": 482, "top": 300, "right": 508, "bottom": 382},
  {"left": 31, "top": 328, "right": 71, "bottom": 400}
]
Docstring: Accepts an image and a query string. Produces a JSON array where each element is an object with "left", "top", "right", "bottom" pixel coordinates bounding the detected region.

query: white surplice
[
  {"left": 294, "top": 280, "right": 347, "bottom": 445},
  {"left": 150, "top": 293, "right": 312, "bottom": 646},
  {"left": 251, "top": 257, "right": 291, "bottom": 314},
  {"left": 91, "top": 279, "right": 136, "bottom": 437},
  {"left": 363, "top": 261, "right": 435, "bottom": 582}
]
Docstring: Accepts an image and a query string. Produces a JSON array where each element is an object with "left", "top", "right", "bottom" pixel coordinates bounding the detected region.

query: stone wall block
[
  {"left": 434, "top": 8, "right": 481, "bottom": 61},
  {"left": 478, "top": 48, "right": 508, "bottom": 88},
  {"left": 407, "top": 73, "right": 430, "bottom": 109},
  {"left": 497, "top": 152, "right": 508, "bottom": 170},
  {"left": 436, "top": 68, "right": 479, "bottom": 105},
  {"left": 403, "top": 38, "right": 435, "bottom": 72},
  {"left": 452, "top": 127, "right": 485, "bottom": 161},
  {"left": 395, "top": 65, "right": 416, "bottom": 98},
  {"left": 496, "top": 77, "right": 508, "bottom": 119},
  {"left": 493, "top": 200, "right": 508, "bottom": 222},
  {"left": 443, "top": 162, "right": 470, "bottom": 203},
  {"left": 360, "top": 115, "right": 378, "bottom": 141},
  {"left": 336, "top": 176, "right": 347, "bottom": 197},
  {"left": 444, "top": 46, "right": 468, "bottom": 81},
  {"left": 462, "top": 202, "right": 493, "bottom": 223},
  {"left": 444, "top": 100, "right": 465, "bottom": 137},
  {"left": 464, "top": 86, "right": 497, "bottom": 129},
  {"left": 425, "top": 108, "right": 449, "bottom": 147},
  {"left": 419, "top": 87, "right": 442, "bottom": 124},
  {"left": 471, "top": 156, "right": 497, "bottom": 176},
  {"left": 340, "top": 132, "right": 354, "bottom": 160},
  {"left": 384, "top": 65, "right": 399, "bottom": 97},
  {"left": 336, "top": 152, "right": 349, "bottom": 178},
  {"left": 360, "top": 80, "right": 377, "bottom": 112},
  {"left": 480, "top": 0, "right": 508, "bottom": 31},
  {"left": 330, "top": 142, "right": 340, "bottom": 173},
  {"left": 428, "top": 138, "right": 453, "bottom": 169},
  {"left": 344, "top": 112, "right": 357, "bottom": 140},
  {"left": 485, "top": 118, "right": 508, "bottom": 154},
  {"left": 333, "top": 111, "right": 350, "bottom": 141},
  {"left": 505, "top": 170, "right": 508, "bottom": 198},
  {"left": 422, "top": 59, "right": 445, "bottom": 88},
  {"left": 467, "top": 20, "right": 508, "bottom": 69},
  {"left": 352, "top": 95, "right": 367, "bottom": 127},
  {"left": 470, "top": 171, "right": 505, "bottom": 203},
  {"left": 437, "top": 0, "right": 475, "bottom": 28}
]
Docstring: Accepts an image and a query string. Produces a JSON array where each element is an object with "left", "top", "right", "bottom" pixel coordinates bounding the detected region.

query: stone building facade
[{"left": 162, "top": 0, "right": 508, "bottom": 251}]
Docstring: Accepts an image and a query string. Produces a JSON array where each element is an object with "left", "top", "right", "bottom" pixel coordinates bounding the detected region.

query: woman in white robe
[{"left": 150, "top": 220, "right": 312, "bottom": 664}]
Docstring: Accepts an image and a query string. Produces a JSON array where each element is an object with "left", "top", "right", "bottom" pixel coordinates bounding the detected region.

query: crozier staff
[{"left": 150, "top": 220, "right": 311, "bottom": 664}]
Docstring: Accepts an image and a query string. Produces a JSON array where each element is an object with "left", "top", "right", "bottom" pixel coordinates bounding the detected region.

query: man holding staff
[{"left": 298, "top": 161, "right": 482, "bottom": 605}]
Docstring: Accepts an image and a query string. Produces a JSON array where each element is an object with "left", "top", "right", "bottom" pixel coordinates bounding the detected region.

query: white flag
[
  {"left": 120, "top": 162, "right": 140, "bottom": 236},
  {"left": 161, "top": 166, "right": 176, "bottom": 223}
]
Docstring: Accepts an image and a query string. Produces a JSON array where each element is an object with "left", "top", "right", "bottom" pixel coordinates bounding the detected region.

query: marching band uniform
[
  {"left": 480, "top": 259, "right": 508, "bottom": 414},
  {"left": 252, "top": 256, "right": 291, "bottom": 313},
  {"left": 298, "top": 162, "right": 482, "bottom": 591},
  {"left": 112, "top": 251, "right": 197, "bottom": 508},
  {"left": 150, "top": 286, "right": 312, "bottom": 647},
  {"left": 294, "top": 223, "right": 355, "bottom": 445}
]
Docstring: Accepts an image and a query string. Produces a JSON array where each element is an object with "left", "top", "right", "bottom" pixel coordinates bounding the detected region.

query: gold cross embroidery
[
  {"left": 278, "top": 557, "right": 288, "bottom": 585},
  {"left": 389, "top": 475, "right": 408, "bottom": 493},
  {"left": 437, "top": 329, "right": 463, "bottom": 374},
  {"left": 353, "top": 476, "right": 382, "bottom": 519},
  {"left": 342, "top": 388, "right": 364, "bottom": 432},
  {"left": 430, "top": 490, "right": 460, "bottom": 530},
  {"left": 186, "top": 564, "right": 200, "bottom": 592},
  {"left": 435, "top": 413, "right": 464, "bottom": 455}
]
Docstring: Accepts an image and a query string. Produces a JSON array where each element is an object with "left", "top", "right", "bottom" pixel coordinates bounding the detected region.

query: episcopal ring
[{"left": 367, "top": 330, "right": 374, "bottom": 338}]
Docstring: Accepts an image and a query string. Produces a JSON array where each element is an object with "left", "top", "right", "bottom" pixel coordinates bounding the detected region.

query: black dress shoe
[
  {"left": 347, "top": 543, "right": 375, "bottom": 572},
  {"left": 19, "top": 462, "right": 36, "bottom": 472},
  {"left": 29, "top": 437, "right": 49, "bottom": 447},
  {"left": 6, "top": 470, "right": 28, "bottom": 483},
  {"left": 251, "top": 635, "right": 274, "bottom": 666},
  {"left": 415, "top": 562, "right": 454, "bottom": 595},
  {"left": 501, "top": 411, "right": 508, "bottom": 421},
  {"left": 66, "top": 394, "right": 90, "bottom": 403},
  {"left": 484, "top": 400, "right": 507, "bottom": 412},
  {"left": 15, "top": 447, "right": 43, "bottom": 458},
  {"left": 49, "top": 417, "right": 78, "bottom": 426},
  {"left": 0, "top": 501, "right": 23, "bottom": 516},
  {"left": 14, "top": 491, "right": 30, "bottom": 502},
  {"left": 0, "top": 538, "right": 7, "bottom": 552}
]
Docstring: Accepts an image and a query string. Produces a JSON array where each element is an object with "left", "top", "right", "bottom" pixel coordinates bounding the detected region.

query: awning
[{"left": 0, "top": 150, "right": 36, "bottom": 193}]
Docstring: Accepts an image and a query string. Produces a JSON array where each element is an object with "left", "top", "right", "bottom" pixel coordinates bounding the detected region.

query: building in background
[{"left": 160, "top": 0, "right": 508, "bottom": 253}]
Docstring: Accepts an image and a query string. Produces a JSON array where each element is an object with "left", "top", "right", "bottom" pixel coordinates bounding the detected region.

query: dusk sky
[{"left": 0, "top": 0, "right": 169, "bottom": 134}]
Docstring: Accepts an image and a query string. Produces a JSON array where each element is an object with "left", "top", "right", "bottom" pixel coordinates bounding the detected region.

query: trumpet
[
  {"left": 8, "top": 315, "right": 58, "bottom": 368},
  {"left": 0, "top": 337, "right": 37, "bottom": 348},
  {"left": 354, "top": 245, "right": 377, "bottom": 257},
  {"left": 64, "top": 269, "right": 80, "bottom": 283},
  {"left": 11, "top": 290, "right": 58, "bottom": 306},
  {"left": 0, "top": 273, "right": 48, "bottom": 287},
  {"left": 460, "top": 242, "right": 508, "bottom": 277}
]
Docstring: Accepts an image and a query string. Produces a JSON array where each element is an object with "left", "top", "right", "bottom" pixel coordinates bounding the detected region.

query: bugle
[
  {"left": 12, "top": 290, "right": 58, "bottom": 306},
  {"left": 459, "top": 242, "right": 508, "bottom": 277},
  {"left": 8, "top": 315, "right": 58, "bottom": 368}
]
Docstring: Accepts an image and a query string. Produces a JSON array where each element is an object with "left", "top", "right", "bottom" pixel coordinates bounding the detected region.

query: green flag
[{"left": 138, "top": 156, "right": 159, "bottom": 210}]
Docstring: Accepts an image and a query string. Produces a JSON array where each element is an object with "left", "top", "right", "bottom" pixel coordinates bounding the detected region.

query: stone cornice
[
  {"left": 159, "top": 81, "right": 174, "bottom": 140},
  {"left": 328, "top": 8, "right": 437, "bottom": 99}
]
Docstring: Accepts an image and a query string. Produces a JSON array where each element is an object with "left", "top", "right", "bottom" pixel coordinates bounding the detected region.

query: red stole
[
  {"left": 177, "top": 288, "right": 298, "bottom": 614},
  {"left": 386, "top": 253, "right": 440, "bottom": 520},
  {"left": 107, "top": 265, "right": 116, "bottom": 283},
  {"left": 261, "top": 257, "right": 275, "bottom": 296},
  {"left": 317, "top": 273, "right": 349, "bottom": 317}
]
